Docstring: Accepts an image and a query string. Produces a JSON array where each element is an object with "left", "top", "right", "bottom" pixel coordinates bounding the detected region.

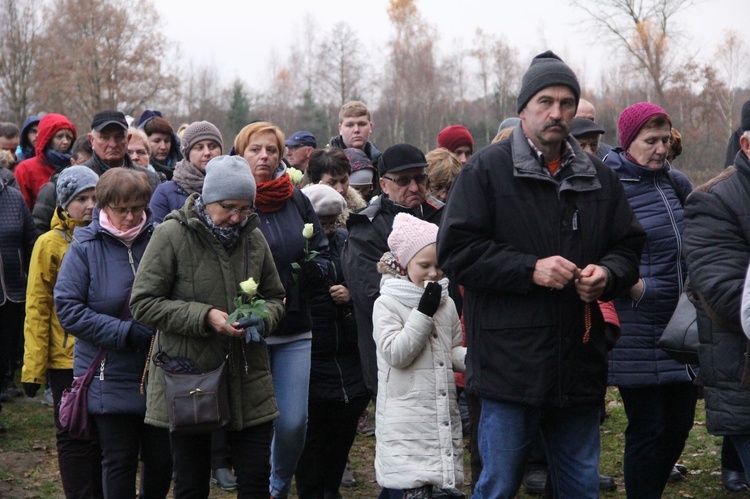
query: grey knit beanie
[
  {"left": 516, "top": 50, "right": 580, "bottom": 114},
  {"left": 56, "top": 165, "right": 99, "bottom": 210},
  {"left": 202, "top": 155, "right": 256, "bottom": 204},
  {"left": 180, "top": 121, "right": 223, "bottom": 158}
]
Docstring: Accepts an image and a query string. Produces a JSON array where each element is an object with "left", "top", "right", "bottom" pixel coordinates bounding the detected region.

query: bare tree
[
  {"left": 713, "top": 29, "right": 749, "bottom": 139},
  {"left": 571, "top": 0, "right": 694, "bottom": 105},
  {"left": 0, "top": 0, "right": 39, "bottom": 124},
  {"left": 317, "top": 22, "right": 368, "bottom": 107},
  {"left": 33, "top": 0, "right": 177, "bottom": 127}
]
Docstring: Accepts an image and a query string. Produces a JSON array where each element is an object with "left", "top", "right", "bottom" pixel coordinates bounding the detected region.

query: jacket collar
[{"left": 510, "top": 125, "right": 601, "bottom": 193}]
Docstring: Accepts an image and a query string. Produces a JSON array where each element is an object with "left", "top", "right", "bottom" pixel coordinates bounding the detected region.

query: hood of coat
[
  {"left": 50, "top": 206, "right": 90, "bottom": 235},
  {"left": 20, "top": 115, "right": 41, "bottom": 152},
  {"left": 605, "top": 147, "right": 672, "bottom": 180},
  {"left": 35, "top": 114, "right": 77, "bottom": 158}
]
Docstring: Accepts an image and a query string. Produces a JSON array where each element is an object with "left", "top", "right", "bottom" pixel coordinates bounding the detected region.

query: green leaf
[
  {"left": 291, "top": 262, "right": 301, "bottom": 271},
  {"left": 251, "top": 300, "right": 270, "bottom": 319},
  {"left": 306, "top": 250, "right": 320, "bottom": 261},
  {"left": 226, "top": 310, "right": 239, "bottom": 324}
]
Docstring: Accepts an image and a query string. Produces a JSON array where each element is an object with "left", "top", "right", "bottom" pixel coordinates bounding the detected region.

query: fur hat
[
  {"left": 437, "top": 125, "right": 474, "bottom": 153},
  {"left": 301, "top": 184, "right": 346, "bottom": 217},
  {"left": 57, "top": 165, "right": 99, "bottom": 210},
  {"left": 387, "top": 213, "right": 439, "bottom": 267},
  {"left": 517, "top": 50, "right": 580, "bottom": 114},
  {"left": 618, "top": 102, "right": 671, "bottom": 150},
  {"left": 202, "top": 155, "right": 255, "bottom": 204},
  {"left": 180, "top": 121, "right": 223, "bottom": 159}
]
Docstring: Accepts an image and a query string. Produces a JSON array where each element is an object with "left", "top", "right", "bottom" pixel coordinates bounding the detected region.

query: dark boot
[
  {"left": 722, "top": 468, "right": 749, "bottom": 492},
  {"left": 403, "top": 485, "right": 433, "bottom": 499},
  {"left": 211, "top": 468, "right": 237, "bottom": 491}
]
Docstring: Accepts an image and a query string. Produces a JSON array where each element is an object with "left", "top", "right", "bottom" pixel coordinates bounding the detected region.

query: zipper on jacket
[
  {"left": 99, "top": 357, "right": 106, "bottom": 380},
  {"left": 333, "top": 320, "right": 349, "bottom": 403},
  {"left": 654, "top": 176, "right": 684, "bottom": 293},
  {"left": 127, "top": 246, "right": 137, "bottom": 277}
]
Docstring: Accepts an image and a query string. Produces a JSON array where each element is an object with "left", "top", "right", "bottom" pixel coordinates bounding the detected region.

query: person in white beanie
[{"left": 372, "top": 212, "right": 466, "bottom": 499}]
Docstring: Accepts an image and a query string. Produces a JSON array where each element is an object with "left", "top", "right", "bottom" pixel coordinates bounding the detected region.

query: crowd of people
[{"left": 1, "top": 48, "right": 750, "bottom": 499}]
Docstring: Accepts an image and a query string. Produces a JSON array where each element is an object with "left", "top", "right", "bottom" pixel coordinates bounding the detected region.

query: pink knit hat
[
  {"left": 618, "top": 102, "right": 671, "bottom": 150},
  {"left": 387, "top": 213, "right": 439, "bottom": 267}
]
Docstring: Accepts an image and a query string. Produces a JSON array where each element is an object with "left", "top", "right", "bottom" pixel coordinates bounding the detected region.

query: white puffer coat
[{"left": 372, "top": 275, "right": 466, "bottom": 490}]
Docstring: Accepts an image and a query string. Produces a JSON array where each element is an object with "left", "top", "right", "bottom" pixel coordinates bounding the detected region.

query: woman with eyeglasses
[
  {"left": 234, "top": 121, "right": 332, "bottom": 499},
  {"left": 129, "top": 155, "right": 286, "bottom": 498},
  {"left": 55, "top": 167, "right": 173, "bottom": 499},
  {"left": 149, "top": 121, "right": 223, "bottom": 223}
]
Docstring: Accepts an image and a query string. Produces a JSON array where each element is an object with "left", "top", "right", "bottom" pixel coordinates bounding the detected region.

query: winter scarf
[
  {"left": 172, "top": 158, "right": 206, "bottom": 195},
  {"left": 100, "top": 209, "right": 147, "bottom": 244},
  {"left": 255, "top": 173, "right": 294, "bottom": 213},
  {"left": 46, "top": 149, "right": 73, "bottom": 172},
  {"left": 379, "top": 274, "right": 450, "bottom": 309},
  {"left": 194, "top": 195, "right": 246, "bottom": 250}
]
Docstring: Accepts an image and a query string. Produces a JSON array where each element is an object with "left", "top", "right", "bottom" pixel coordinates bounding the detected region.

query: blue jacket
[
  {"left": 606, "top": 150, "right": 693, "bottom": 387},
  {"left": 0, "top": 179, "right": 37, "bottom": 305},
  {"left": 149, "top": 180, "right": 189, "bottom": 223},
  {"left": 54, "top": 210, "right": 155, "bottom": 415}
]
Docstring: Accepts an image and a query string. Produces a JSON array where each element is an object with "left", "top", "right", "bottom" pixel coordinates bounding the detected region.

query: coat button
[{"left": 439, "top": 361, "right": 444, "bottom": 367}]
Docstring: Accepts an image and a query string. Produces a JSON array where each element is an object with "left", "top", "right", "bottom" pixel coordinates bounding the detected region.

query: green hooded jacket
[{"left": 130, "top": 194, "right": 286, "bottom": 430}]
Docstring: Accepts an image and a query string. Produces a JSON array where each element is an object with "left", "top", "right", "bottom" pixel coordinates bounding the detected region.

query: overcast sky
[{"left": 156, "top": 0, "right": 747, "bottom": 97}]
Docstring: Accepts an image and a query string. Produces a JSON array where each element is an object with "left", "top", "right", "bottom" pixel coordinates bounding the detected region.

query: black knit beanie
[
  {"left": 741, "top": 99, "right": 750, "bottom": 132},
  {"left": 516, "top": 50, "right": 581, "bottom": 114}
]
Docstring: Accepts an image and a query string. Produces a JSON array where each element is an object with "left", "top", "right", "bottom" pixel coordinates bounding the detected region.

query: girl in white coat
[{"left": 372, "top": 213, "right": 466, "bottom": 499}]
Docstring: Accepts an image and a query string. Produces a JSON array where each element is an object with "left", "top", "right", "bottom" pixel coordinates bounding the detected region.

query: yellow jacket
[{"left": 22, "top": 208, "right": 88, "bottom": 383}]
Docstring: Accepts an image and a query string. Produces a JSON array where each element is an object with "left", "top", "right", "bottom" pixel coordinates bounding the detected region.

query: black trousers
[
  {"left": 0, "top": 301, "right": 24, "bottom": 386},
  {"left": 93, "top": 414, "right": 172, "bottom": 499},
  {"left": 49, "top": 369, "right": 103, "bottom": 499},
  {"left": 619, "top": 382, "right": 697, "bottom": 499},
  {"left": 295, "top": 395, "right": 370, "bottom": 499},
  {"left": 170, "top": 421, "right": 273, "bottom": 499}
]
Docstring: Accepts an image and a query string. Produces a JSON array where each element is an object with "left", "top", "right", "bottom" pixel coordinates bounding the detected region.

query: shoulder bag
[
  {"left": 658, "top": 289, "right": 699, "bottom": 365},
  {"left": 59, "top": 348, "right": 107, "bottom": 439}
]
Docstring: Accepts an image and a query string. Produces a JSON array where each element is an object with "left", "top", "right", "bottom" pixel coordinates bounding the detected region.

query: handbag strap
[{"left": 78, "top": 348, "right": 107, "bottom": 387}]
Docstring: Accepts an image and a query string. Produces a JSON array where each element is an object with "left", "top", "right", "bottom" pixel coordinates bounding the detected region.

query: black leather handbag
[
  {"left": 658, "top": 290, "right": 699, "bottom": 365},
  {"left": 155, "top": 348, "right": 230, "bottom": 434}
]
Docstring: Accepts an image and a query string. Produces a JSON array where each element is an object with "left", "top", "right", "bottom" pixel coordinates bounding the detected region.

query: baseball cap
[
  {"left": 91, "top": 110, "right": 128, "bottom": 132},
  {"left": 285, "top": 131, "right": 317, "bottom": 148}
]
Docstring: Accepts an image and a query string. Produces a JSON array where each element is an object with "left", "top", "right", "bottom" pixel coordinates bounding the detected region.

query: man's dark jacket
[
  {"left": 343, "top": 195, "right": 442, "bottom": 395},
  {"left": 437, "top": 127, "right": 645, "bottom": 407}
]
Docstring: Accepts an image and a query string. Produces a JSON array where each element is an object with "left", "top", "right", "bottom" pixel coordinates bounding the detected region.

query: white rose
[
  {"left": 302, "top": 223, "right": 314, "bottom": 239},
  {"left": 239, "top": 277, "right": 258, "bottom": 297}
]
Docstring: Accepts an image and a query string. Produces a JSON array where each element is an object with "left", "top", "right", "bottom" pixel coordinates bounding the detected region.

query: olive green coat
[{"left": 130, "top": 194, "right": 286, "bottom": 431}]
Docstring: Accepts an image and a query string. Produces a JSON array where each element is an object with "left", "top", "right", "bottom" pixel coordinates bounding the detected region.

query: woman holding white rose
[
  {"left": 234, "top": 122, "right": 332, "bottom": 499},
  {"left": 129, "top": 155, "right": 286, "bottom": 498}
]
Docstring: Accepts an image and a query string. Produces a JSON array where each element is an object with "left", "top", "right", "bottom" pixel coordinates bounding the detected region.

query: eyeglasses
[
  {"left": 382, "top": 173, "right": 428, "bottom": 187},
  {"left": 128, "top": 149, "right": 149, "bottom": 156},
  {"left": 217, "top": 201, "right": 254, "bottom": 217},
  {"left": 108, "top": 205, "right": 146, "bottom": 217}
]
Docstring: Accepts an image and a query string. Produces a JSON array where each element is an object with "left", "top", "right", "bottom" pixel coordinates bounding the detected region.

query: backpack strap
[{"left": 290, "top": 188, "right": 311, "bottom": 224}]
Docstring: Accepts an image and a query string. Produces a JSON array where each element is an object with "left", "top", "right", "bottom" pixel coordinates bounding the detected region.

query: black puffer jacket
[
  {"left": 437, "top": 127, "right": 644, "bottom": 407},
  {"left": 683, "top": 150, "right": 750, "bottom": 435},
  {"left": 309, "top": 228, "right": 367, "bottom": 402},
  {"left": 0, "top": 178, "right": 37, "bottom": 305}
]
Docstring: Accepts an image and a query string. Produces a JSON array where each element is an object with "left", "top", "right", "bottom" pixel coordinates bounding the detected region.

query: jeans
[
  {"left": 619, "top": 383, "right": 697, "bottom": 499},
  {"left": 268, "top": 339, "right": 312, "bottom": 498},
  {"left": 93, "top": 414, "right": 172, "bottom": 499},
  {"left": 49, "top": 369, "right": 103, "bottom": 499},
  {"left": 171, "top": 422, "right": 273, "bottom": 499},
  {"left": 474, "top": 398, "right": 600, "bottom": 499},
  {"left": 295, "top": 395, "right": 369, "bottom": 499}
]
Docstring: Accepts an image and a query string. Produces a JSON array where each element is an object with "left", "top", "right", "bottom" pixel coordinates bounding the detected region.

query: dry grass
[{"left": 0, "top": 388, "right": 739, "bottom": 498}]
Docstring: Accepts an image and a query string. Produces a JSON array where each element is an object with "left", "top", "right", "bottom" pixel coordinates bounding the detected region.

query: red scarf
[{"left": 255, "top": 173, "right": 294, "bottom": 213}]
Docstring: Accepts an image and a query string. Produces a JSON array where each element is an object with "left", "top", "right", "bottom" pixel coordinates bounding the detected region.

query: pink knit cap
[
  {"left": 387, "top": 213, "right": 439, "bottom": 267},
  {"left": 618, "top": 102, "right": 671, "bottom": 150}
]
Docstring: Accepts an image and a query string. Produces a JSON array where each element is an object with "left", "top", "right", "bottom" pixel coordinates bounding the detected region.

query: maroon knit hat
[
  {"left": 437, "top": 125, "right": 474, "bottom": 153},
  {"left": 618, "top": 102, "right": 671, "bottom": 150}
]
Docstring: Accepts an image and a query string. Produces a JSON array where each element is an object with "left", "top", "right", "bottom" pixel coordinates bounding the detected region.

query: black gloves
[
  {"left": 237, "top": 316, "right": 266, "bottom": 344},
  {"left": 127, "top": 321, "right": 156, "bottom": 351},
  {"left": 23, "top": 382, "right": 41, "bottom": 398},
  {"left": 418, "top": 282, "right": 443, "bottom": 317},
  {"left": 300, "top": 260, "right": 323, "bottom": 288}
]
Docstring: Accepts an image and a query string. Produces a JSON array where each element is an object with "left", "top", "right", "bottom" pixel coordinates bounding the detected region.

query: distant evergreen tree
[
  {"left": 227, "top": 79, "right": 251, "bottom": 136},
  {"left": 296, "top": 90, "right": 329, "bottom": 147}
]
